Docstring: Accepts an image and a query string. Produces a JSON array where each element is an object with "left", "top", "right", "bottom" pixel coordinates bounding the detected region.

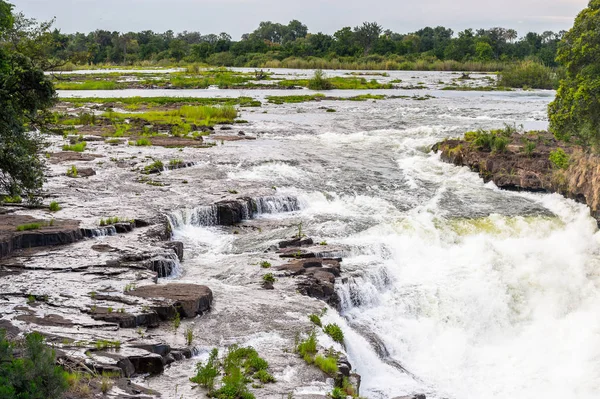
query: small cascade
[
  {"left": 167, "top": 195, "right": 302, "bottom": 229},
  {"left": 254, "top": 195, "right": 301, "bottom": 214},
  {"left": 149, "top": 252, "right": 182, "bottom": 278},
  {"left": 81, "top": 226, "right": 117, "bottom": 238},
  {"left": 167, "top": 205, "right": 219, "bottom": 229},
  {"left": 337, "top": 266, "right": 392, "bottom": 309}
]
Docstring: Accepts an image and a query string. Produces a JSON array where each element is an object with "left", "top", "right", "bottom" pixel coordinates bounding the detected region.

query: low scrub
[
  {"left": 62, "top": 142, "right": 87, "bottom": 152},
  {"left": 190, "top": 345, "right": 275, "bottom": 397},
  {"left": 549, "top": 148, "right": 570, "bottom": 169},
  {"left": 498, "top": 60, "right": 558, "bottom": 90}
]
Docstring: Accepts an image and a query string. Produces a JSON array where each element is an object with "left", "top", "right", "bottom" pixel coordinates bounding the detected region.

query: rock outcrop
[
  {"left": 434, "top": 131, "right": 600, "bottom": 223},
  {"left": 126, "top": 283, "right": 213, "bottom": 319},
  {"left": 276, "top": 257, "right": 341, "bottom": 308},
  {"left": 0, "top": 215, "right": 83, "bottom": 259}
]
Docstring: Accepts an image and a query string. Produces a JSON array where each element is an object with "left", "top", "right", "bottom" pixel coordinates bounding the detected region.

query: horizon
[{"left": 14, "top": 0, "right": 588, "bottom": 39}]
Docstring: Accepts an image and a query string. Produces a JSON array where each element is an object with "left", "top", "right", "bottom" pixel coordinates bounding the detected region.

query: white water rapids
[{"left": 98, "top": 71, "right": 600, "bottom": 398}]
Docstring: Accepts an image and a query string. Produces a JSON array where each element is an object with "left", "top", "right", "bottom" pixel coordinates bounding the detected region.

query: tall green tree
[
  {"left": 548, "top": 0, "right": 600, "bottom": 149},
  {"left": 0, "top": 1, "right": 55, "bottom": 200}
]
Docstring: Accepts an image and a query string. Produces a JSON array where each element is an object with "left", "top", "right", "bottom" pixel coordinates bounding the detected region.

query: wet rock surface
[
  {"left": 126, "top": 283, "right": 213, "bottom": 319},
  {"left": 0, "top": 215, "right": 83, "bottom": 258}
]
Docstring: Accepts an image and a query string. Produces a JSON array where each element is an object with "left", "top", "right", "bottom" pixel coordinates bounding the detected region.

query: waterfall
[{"left": 167, "top": 195, "right": 302, "bottom": 229}]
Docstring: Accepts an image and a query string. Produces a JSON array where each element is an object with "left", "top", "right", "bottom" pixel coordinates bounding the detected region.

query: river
[{"left": 59, "top": 70, "right": 600, "bottom": 399}]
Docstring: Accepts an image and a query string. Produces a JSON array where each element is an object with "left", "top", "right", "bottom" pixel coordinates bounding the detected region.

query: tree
[
  {"left": 548, "top": 0, "right": 600, "bottom": 149},
  {"left": 0, "top": 330, "right": 68, "bottom": 398},
  {"left": 354, "top": 22, "right": 382, "bottom": 55},
  {"left": 0, "top": 1, "right": 55, "bottom": 200}
]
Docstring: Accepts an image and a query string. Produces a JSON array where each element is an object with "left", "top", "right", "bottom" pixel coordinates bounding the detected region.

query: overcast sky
[{"left": 13, "top": 0, "right": 588, "bottom": 39}]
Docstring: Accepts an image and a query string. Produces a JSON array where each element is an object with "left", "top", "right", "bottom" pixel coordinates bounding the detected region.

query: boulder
[
  {"left": 278, "top": 237, "right": 314, "bottom": 248},
  {"left": 126, "top": 284, "right": 213, "bottom": 319}
]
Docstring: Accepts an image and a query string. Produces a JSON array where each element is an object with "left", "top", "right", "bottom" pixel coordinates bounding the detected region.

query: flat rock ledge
[
  {"left": 0, "top": 215, "right": 82, "bottom": 259},
  {"left": 126, "top": 283, "right": 213, "bottom": 320}
]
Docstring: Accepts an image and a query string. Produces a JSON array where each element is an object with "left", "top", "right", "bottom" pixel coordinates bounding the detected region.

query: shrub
[
  {"left": 190, "top": 348, "right": 219, "bottom": 392},
  {"left": 308, "top": 69, "right": 334, "bottom": 90},
  {"left": 262, "top": 273, "right": 275, "bottom": 283},
  {"left": 309, "top": 314, "right": 322, "bottom": 327},
  {"left": 254, "top": 369, "right": 275, "bottom": 383},
  {"left": 296, "top": 331, "right": 317, "bottom": 358},
  {"left": 323, "top": 323, "right": 344, "bottom": 344},
  {"left": 549, "top": 148, "right": 570, "bottom": 169},
  {"left": 172, "top": 312, "right": 181, "bottom": 330},
  {"left": 314, "top": 355, "right": 338, "bottom": 376},
  {"left": 133, "top": 138, "right": 152, "bottom": 146},
  {"left": 66, "top": 165, "right": 78, "bottom": 178},
  {"left": 259, "top": 261, "right": 271, "bottom": 269},
  {"left": 330, "top": 387, "right": 345, "bottom": 399},
  {"left": 62, "top": 142, "right": 87, "bottom": 152},
  {"left": 498, "top": 60, "right": 557, "bottom": 89},
  {"left": 0, "top": 330, "right": 69, "bottom": 399},
  {"left": 49, "top": 201, "right": 61, "bottom": 212},
  {"left": 491, "top": 136, "right": 508, "bottom": 153},
  {"left": 523, "top": 141, "right": 536, "bottom": 157}
]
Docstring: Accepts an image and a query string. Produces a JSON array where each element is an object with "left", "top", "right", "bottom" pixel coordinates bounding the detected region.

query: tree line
[{"left": 40, "top": 19, "right": 565, "bottom": 67}]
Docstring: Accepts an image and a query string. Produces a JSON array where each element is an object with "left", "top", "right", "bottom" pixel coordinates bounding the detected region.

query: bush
[
  {"left": 309, "top": 314, "right": 322, "bottom": 327},
  {"left": 308, "top": 69, "right": 334, "bottom": 90},
  {"left": 548, "top": 0, "right": 600, "bottom": 149},
  {"left": 254, "top": 369, "right": 275, "bottom": 383},
  {"left": 262, "top": 273, "right": 275, "bottom": 283},
  {"left": 549, "top": 148, "right": 570, "bottom": 169},
  {"left": 259, "top": 261, "right": 271, "bottom": 269},
  {"left": 0, "top": 330, "right": 68, "bottom": 399},
  {"left": 49, "top": 201, "right": 61, "bottom": 212},
  {"left": 314, "top": 355, "right": 338, "bottom": 376},
  {"left": 323, "top": 323, "right": 344, "bottom": 344},
  {"left": 296, "top": 331, "right": 317, "bottom": 358},
  {"left": 190, "top": 348, "right": 219, "bottom": 392},
  {"left": 133, "top": 138, "right": 152, "bottom": 146},
  {"left": 523, "top": 141, "right": 536, "bottom": 157},
  {"left": 498, "top": 60, "right": 557, "bottom": 89}
]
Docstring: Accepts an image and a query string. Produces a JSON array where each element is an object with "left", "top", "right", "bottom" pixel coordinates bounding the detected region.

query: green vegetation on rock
[{"left": 549, "top": 0, "right": 600, "bottom": 149}]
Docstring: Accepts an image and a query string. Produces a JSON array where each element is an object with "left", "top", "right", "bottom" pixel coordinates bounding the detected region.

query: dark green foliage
[
  {"left": 471, "top": 126, "right": 515, "bottom": 153},
  {"left": 262, "top": 273, "right": 275, "bottom": 283},
  {"left": 549, "top": 148, "right": 570, "bottom": 169},
  {"left": 549, "top": 0, "right": 600, "bottom": 149},
  {"left": 498, "top": 60, "right": 557, "bottom": 89},
  {"left": 323, "top": 323, "right": 345, "bottom": 344},
  {"left": 0, "top": 330, "right": 68, "bottom": 399},
  {"left": 0, "top": 1, "right": 55, "bottom": 201}
]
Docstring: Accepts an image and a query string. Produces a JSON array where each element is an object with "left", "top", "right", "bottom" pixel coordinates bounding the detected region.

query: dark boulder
[{"left": 126, "top": 283, "right": 213, "bottom": 320}]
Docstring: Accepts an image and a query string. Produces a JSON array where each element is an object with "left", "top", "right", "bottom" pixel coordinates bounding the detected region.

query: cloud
[{"left": 14, "top": 0, "right": 588, "bottom": 38}]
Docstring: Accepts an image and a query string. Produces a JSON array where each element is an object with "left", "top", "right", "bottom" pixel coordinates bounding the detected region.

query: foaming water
[
  {"left": 335, "top": 192, "right": 600, "bottom": 399},
  {"left": 160, "top": 75, "right": 600, "bottom": 398}
]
